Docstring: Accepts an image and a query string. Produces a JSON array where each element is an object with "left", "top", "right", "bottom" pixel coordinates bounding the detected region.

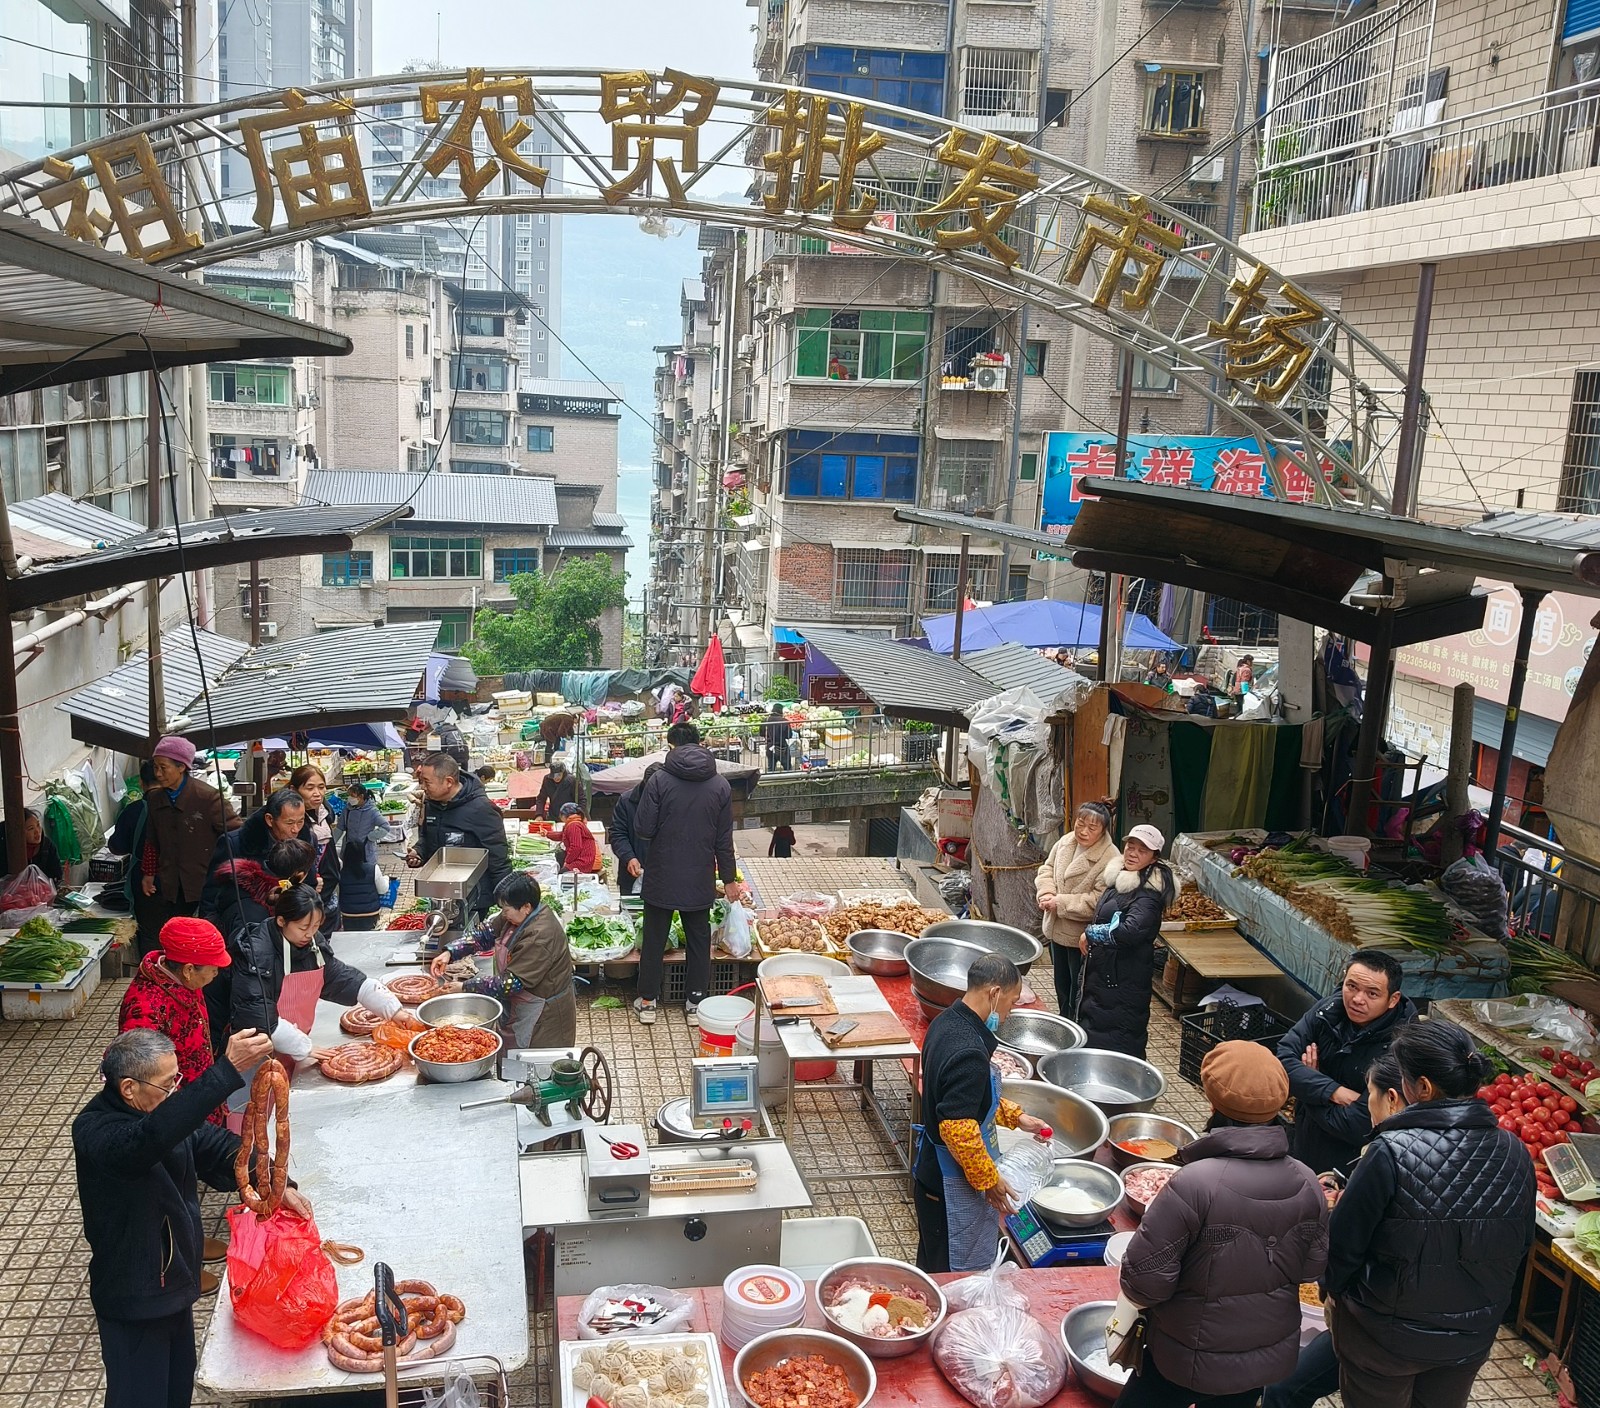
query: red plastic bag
[{"left": 226, "top": 1204, "right": 339, "bottom": 1349}]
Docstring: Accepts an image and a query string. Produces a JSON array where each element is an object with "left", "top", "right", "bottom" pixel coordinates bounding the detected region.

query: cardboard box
[{"left": 935, "top": 790, "right": 974, "bottom": 840}]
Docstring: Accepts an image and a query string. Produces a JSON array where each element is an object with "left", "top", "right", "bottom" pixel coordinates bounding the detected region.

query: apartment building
[
  {"left": 513, "top": 380, "right": 625, "bottom": 511},
  {"left": 1243, "top": 0, "right": 1600, "bottom": 795},
  {"left": 645, "top": 0, "right": 1334, "bottom": 671}
]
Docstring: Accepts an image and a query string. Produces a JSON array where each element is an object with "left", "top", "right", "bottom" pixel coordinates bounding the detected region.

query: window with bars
[
  {"left": 834, "top": 549, "right": 915, "bottom": 613},
  {"left": 1559, "top": 370, "right": 1600, "bottom": 513},
  {"left": 390, "top": 535, "right": 483, "bottom": 579},
  {"left": 208, "top": 364, "right": 290, "bottom": 405},
  {"left": 1024, "top": 341, "right": 1048, "bottom": 376},
  {"left": 493, "top": 547, "right": 542, "bottom": 581},
  {"left": 793, "top": 309, "right": 928, "bottom": 382},
  {"left": 923, "top": 553, "right": 1001, "bottom": 612},
  {"left": 960, "top": 48, "right": 1039, "bottom": 129},
  {"left": 943, "top": 322, "right": 1000, "bottom": 374},
  {"left": 322, "top": 551, "right": 373, "bottom": 586},
  {"left": 405, "top": 325, "right": 415, "bottom": 359},
  {"left": 237, "top": 578, "right": 272, "bottom": 620},
  {"left": 1144, "top": 69, "right": 1207, "bottom": 135},
  {"left": 932, "top": 441, "right": 997, "bottom": 512}
]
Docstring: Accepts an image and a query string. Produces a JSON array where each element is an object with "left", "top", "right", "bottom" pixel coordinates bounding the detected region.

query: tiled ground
[{"left": 0, "top": 895, "right": 1556, "bottom": 1408}]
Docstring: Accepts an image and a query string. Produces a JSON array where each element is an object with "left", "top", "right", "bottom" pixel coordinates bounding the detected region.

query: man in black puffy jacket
[
  {"left": 1276, "top": 951, "right": 1417, "bottom": 1175},
  {"left": 73, "top": 1026, "right": 310, "bottom": 1408},
  {"left": 608, "top": 761, "right": 661, "bottom": 896},
  {"left": 406, "top": 752, "right": 511, "bottom": 913},
  {"left": 632, "top": 724, "right": 745, "bottom": 1025}
]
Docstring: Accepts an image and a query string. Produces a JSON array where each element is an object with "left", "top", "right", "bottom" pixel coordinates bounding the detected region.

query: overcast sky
[{"left": 372, "top": 0, "right": 757, "bottom": 81}]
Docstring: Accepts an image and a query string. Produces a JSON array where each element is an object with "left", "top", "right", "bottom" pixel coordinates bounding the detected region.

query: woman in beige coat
[{"left": 1035, "top": 801, "right": 1121, "bottom": 1018}]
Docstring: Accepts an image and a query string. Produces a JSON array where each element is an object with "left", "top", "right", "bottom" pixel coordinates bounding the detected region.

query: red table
[
  {"left": 876, "top": 973, "right": 1051, "bottom": 1050},
  {"left": 557, "top": 1266, "right": 1122, "bottom": 1408}
]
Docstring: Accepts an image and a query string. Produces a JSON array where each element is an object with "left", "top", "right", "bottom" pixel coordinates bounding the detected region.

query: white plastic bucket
[
  {"left": 735, "top": 1013, "right": 788, "bottom": 1093},
  {"left": 1328, "top": 835, "right": 1372, "bottom": 871},
  {"left": 697, "top": 994, "right": 755, "bottom": 1058}
]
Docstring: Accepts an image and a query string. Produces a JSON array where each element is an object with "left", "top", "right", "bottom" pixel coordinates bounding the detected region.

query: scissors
[{"left": 600, "top": 1132, "right": 641, "bottom": 1160}]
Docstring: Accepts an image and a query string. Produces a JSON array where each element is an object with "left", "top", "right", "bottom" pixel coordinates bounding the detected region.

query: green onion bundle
[{"left": 0, "top": 935, "right": 90, "bottom": 983}]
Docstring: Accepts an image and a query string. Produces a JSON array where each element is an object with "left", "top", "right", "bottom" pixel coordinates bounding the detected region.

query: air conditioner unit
[
  {"left": 416, "top": 400, "right": 428, "bottom": 418},
  {"left": 297, "top": 394, "right": 312, "bottom": 409},
  {"left": 737, "top": 334, "right": 756, "bottom": 359},
  {"left": 973, "top": 365, "right": 1008, "bottom": 393},
  {"left": 1192, "top": 157, "right": 1226, "bottom": 184},
  {"left": 260, "top": 622, "right": 279, "bottom": 639}
]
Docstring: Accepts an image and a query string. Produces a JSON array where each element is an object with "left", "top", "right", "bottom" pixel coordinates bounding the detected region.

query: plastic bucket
[
  {"left": 735, "top": 1013, "right": 788, "bottom": 1093},
  {"left": 1328, "top": 836, "right": 1371, "bottom": 871},
  {"left": 796, "top": 1059, "right": 837, "bottom": 1082},
  {"left": 697, "top": 994, "right": 755, "bottom": 1058}
]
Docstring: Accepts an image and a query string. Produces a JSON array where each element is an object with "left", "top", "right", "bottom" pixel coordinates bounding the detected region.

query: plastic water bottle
[{"left": 995, "top": 1127, "right": 1055, "bottom": 1202}]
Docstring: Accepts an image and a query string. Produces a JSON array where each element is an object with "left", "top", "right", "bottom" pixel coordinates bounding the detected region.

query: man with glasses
[{"left": 74, "top": 1026, "right": 311, "bottom": 1408}]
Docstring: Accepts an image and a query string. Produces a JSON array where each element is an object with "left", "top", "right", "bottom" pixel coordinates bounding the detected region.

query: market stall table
[
  {"left": 554, "top": 1265, "right": 1121, "bottom": 1408},
  {"left": 1154, "top": 928, "right": 1285, "bottom": 1013},
  {"left": 196, "top": 930, "right": 531, "bottom": 1398}
]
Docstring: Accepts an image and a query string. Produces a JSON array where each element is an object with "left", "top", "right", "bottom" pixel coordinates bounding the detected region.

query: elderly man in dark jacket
[
  {"left": 1276, "top": 950, "right": 1416, "bottom": 1175},
  {"left": 632, "top": 723, "right": 744, "bottom": 1025},
  {"left": 73, "top": 1025, "right": 309, "bottom": 1408},
  {"left": 405, "top": 752, "right": 511, "bottom": 913},
  {"left": 608, "top": 761, "right": 661, "bottom": 897}
]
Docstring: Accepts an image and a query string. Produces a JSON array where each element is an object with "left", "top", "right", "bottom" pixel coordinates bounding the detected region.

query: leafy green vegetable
[
  {"left": 592, "top": 996, "right": 624, "bottom": 1010},
  {"left": 15, "top": 916, "right": 62, "bottom": 942},
  {"left": 1577, "top": 1211, "right": 1600, "bottom": 1259},
  {"left": 566, "top": 915, "right": 638, "bottom": 953}
]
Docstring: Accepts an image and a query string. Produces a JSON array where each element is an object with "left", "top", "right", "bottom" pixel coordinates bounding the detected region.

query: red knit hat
[{"left": 159, "top": 916, "right": 230, "bottom": 967}]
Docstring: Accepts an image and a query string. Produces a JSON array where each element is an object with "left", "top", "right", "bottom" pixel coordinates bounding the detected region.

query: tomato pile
[
  {"left": 1538, "top": 1046, "right": 1598, "bottom": 1092},
  {"left": 1478, "top": 1070, "right": 1580, "bottom": 1175}
]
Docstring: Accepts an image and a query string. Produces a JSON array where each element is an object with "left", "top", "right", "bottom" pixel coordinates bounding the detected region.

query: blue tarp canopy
[
  {"left": 921, "top": 599, "right": 1181, "bottom": 654},
  {"left": 773, "top": 626, "right": 806, "bottom": 645}
]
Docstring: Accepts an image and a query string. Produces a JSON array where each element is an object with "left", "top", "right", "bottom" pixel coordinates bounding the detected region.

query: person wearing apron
[
  {"left": 914, "top": 952, "right": 1045, "bottom": 1273},
  {"left": 431, "top": 873, "right": 577, "bottom": 1049}
]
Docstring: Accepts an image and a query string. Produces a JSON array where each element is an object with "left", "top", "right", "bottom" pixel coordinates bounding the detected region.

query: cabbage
[{"left": 1576, "top": 1211, "right": 1600, "bottom": 1258}]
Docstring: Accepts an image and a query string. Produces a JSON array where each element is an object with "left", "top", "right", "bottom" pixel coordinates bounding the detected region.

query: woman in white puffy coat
[{"left": 1034, "top": 801, "right": 1121, "bottom": 1017}]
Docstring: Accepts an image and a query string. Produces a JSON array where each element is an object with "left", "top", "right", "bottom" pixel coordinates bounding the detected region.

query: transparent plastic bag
[
  {"left": 421, "top": 1370, "right": 481, "bottom": 1408},
  {"left": 1473, "top": 994, "right": 1598, "bottom": 1057},
  {"left": 718, "top": 902, "right": 754, "bottom": 959},
  {"left": 1, "top": 864, "right": 56, "bottom": 913},
  {"left": 945, "top": 1241, "right": 1030, "bottom": 1312},
  {"left": 933, "top": 1305, "right": 1067, "bottom": 1408},
  {"left": 575, "top": 1283, "right": 694, "bottom": 1338},
  {"left": 779, "top": 890, "right": 837, "bottom": 918}
]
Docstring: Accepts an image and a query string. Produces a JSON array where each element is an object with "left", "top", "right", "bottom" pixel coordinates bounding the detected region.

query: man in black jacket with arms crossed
[{"left": 73, "top": 1026, "right": 311, "bottom": 1408}]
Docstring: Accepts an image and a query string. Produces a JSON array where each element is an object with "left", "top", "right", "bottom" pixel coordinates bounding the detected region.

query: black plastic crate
[
  {"left": 1179, "top": 1003, "right": 1294, "bottom": 1086},
  {"left": 661, "top": 958, "right": 749, "bottom": 1004},
  {"left": 1572, "top": 1283, "right": 1600, "bottom": 1408}
]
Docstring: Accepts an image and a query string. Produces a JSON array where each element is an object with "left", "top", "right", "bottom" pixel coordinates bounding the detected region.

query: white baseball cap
[{"left": 1126, "top": 824, "right": 1166, "bottom": 853}]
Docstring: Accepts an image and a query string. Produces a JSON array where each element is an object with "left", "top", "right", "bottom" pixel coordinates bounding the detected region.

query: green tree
[{"left": 463, "top": 554, "right": 628, "bottom": 672}]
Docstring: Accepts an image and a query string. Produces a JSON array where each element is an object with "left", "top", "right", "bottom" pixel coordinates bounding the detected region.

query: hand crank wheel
[{"left": 578, "top": 1044, "right": 613, "bottom": 1123}]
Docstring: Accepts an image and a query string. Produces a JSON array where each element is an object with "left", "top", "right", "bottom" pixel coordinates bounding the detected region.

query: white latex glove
[
  {"left": 357, "top": 977, "right": 402, "bottom": 1019},
  {"left": 270, "top": 1018, "right": 314, "bottom": 1059}
]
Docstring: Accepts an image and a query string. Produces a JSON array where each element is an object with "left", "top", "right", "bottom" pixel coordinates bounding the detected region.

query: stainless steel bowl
[
  {"left": 920, "top": 919, "right": 1043, "bottom": 975},
  {"left": 1030, "top": 1158, "right": 1125, "bottom": 1230},
  {"left": 848, "top": 930, "right": 911, "bottom": 977},
  {"left": 814, "top": 1258, "right": 946, "bottom": 1359},
  {"left": 1038, "top": 1048, "right": 1166, "bottom": 1117},
  {"left": 733, "top": 1329, "right": 877, "bottom": 1408},
  {"left": 1105, "top": 1113, "right": 1198, "bottom": 1169},
  {"left": 916, "top": 994, "right": 948, "bottom": 1024},
  {"left": 998, "top": 1009, "right": 1086, "bottom": 1060},
  {"left": 407, "top": 1028, "right": 502, "bottom": 1083},
  {"left": 905, "top": 937, "right": 988, "bottom": 1008},
  {"left": 758, "top": 953, "right": 851, "bottom": 982},
  {"left": 1061, "top": 1301, "right": 1131, "bottom": 1400},
  {"left": 1000, "top": 1078, "right": 1108, "bottom": 1159},
  {"left": 416, "top": 993, "right": 503, "bottom": 1029},
  {"left": 1121, "top": 1159, "right": 1181, "bottom": 1219},
  {"left": 992, "top": 1045, "right": 1035, "bottom": 1080}
]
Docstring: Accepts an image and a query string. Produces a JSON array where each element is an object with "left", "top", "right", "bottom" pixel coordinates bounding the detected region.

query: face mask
[{"left": 985, "top": 1011, "right": 1001, "bottom": 1034}]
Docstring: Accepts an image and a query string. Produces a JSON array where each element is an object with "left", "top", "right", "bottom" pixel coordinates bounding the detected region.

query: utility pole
[{"left": 146, "top": 373, "right": 167, "bottom": 740}]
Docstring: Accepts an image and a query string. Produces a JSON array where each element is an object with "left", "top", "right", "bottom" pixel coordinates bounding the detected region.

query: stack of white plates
[{"left": 720, "top": 1265, "right": 805, "bottom": 1350}]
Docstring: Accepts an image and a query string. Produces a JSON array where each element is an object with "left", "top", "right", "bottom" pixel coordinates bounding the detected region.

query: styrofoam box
[
  {"left": 559, "top": 1332, "right": 729, "bottom": 1408},
  {"left": 935, "top": 791, "right": 974, "bottom": 840},
  {"left": 2, "top": 960, "right": 98, "bottom": 1020}
]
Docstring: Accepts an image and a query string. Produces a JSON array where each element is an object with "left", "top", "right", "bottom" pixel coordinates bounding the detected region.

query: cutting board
[
  {"left": 759, "top": 974, "right": 836, "bottom": 1016},
  {"left": 816, "top": 1011, "right": 909, "bottom": 1048}
]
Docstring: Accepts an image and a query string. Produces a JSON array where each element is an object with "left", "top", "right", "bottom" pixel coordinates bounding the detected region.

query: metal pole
[
  {"left": 1390, "top": 262, "right": 1437, "bottom": 518},
  {"left": 146, "top": 372, "right": 167, "bottom": 741},
  {"left": 249, "top": 560, "right": 262, "bottom": 648},
  {"left": 0, "top": 482, "right": 27, "bottom": 876},
  {"left": 944, "top": 535, "right": 972, "bottom": 785},
  {"left": 1097, "top": 350, "right": 1134, "bottom": 680},
  {"left": 1484, "top": 589, "right": 1545, "bottom": 856},
  {"left": 1346, "top": 609, "right": 1397, "bottom": 838},
  {"left": 998, "top": 306, "right": 1030, "bottom": 594}
]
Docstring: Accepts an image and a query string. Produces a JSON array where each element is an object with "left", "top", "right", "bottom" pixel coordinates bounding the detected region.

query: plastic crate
[
  {"left": 661, "top": 958, "right": 748, "bottom": 1004},
  {"left": 1178, "top": 1003, "right": 1293, "bottom": 1086}
]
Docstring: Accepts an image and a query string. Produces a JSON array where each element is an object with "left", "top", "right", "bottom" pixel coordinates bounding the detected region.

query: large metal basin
[
  {"left": 1061, "top": 1301, "right": 1130, "bottom": 1400},
  {"left": 998, "top": 1009, "right": 1086, "bottom": 1061},
  {"left": 1031, "top": 1158, "right": 1124, "bottom": 1230},
  {"left": 1039, "top": 1048, "right": 1166, "bottom": 1117},
  {"left": 999, "top": 1077, "right": 1108, "bottom": 1159},
  {"left": 848, "top": 929, "right": 911, "bottom": 977},
  {"left": 905, "top": 937, "right": 988, "bottom": 1009},
  {"left": 920, "top": 919, "right": 1043, "bottom": 975}
]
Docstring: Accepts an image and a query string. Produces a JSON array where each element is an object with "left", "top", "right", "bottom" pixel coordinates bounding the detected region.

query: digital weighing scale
[
  {"left": 689, "top": 1056, "right": 762, "bottom": 1134},
  {"left": 1006, "top": 1204, "right": 1115, "bottom": 1267}
]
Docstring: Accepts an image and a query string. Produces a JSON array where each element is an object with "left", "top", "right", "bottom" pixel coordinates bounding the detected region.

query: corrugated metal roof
[
  {"left": 10, "top": 492, "right": 142, "bottom": 550},
  {"left": 544, "top": 529, "right": 634, "bottom": 550},
  {"left": 1463, "top": 512, "right": 1600, "bottom": 554},
  {"left": 59, "top": 623, "right": 438, "bottom": 750},
  {"left": 965, "top": 642, "right": 1086, "bottom": 697},
  {"left": 518, "top": 378, "right": 624, "bottom": 400},
  {"left": 304, "top": 469, "right": 558, "bottom": 528},
  {"left": 592, "top": 512, "right": 628, "bottom": 528},
  {"left": 801, "top": 627, "right": 998, "bottom": 726},
  {"left": 0, "top": 213, "right": 351, "bottom": 394},
  {"left": 682, "top": 279, "right": 705, "bottom": 302},
  {"left": 59, "top": 629, "right": 250, "bottom": 749},
  {"left": 12, "top": 502, "right": 412, "bottom": 611}
]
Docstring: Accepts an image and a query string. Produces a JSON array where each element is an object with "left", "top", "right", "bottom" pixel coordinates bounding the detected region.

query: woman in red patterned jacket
[{"left": 119, "top": 916, "right": 232, "bottom": 1127}]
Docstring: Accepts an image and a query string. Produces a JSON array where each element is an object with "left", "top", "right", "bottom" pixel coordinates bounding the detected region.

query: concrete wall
[
  {"left": 1429, "top": 0, "right": 1557, "bottom": 118},
  {"left": 322, "top": 286, "right": 434, "bottom": 471},
  {"left": 514, "top": 413, "right": 620, "bottom": 510}
]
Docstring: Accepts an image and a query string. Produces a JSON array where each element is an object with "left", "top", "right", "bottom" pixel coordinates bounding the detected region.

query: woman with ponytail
[{"left": 1324, "top": 1019, "right": 1535, "bottom": 1408}]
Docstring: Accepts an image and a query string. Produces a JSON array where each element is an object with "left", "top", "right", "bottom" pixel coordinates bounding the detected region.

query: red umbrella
[{"left": 691, "top": 635, "right": 728, "bottom": 712}]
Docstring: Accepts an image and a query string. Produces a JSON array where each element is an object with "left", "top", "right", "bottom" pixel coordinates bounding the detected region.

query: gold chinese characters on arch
[{"left": 20, "top": 69, "right": 1324, "bottom": 406}]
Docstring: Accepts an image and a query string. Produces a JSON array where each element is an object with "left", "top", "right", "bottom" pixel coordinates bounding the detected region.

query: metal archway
[{"left": 0, "top": 69, "right": 1411, "bottom": 507}]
